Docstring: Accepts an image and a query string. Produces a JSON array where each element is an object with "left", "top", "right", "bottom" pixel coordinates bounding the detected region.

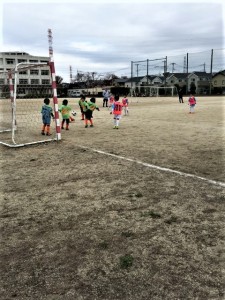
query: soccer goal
[
  {"left": 130, "top": 86, "right": 177, "bottom": 97},
  {"left": 0, "top": 62, "right": 61, "bottom": 147}
]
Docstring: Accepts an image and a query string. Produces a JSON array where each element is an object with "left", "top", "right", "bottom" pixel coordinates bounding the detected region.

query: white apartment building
[{"left": 0, "top": 52, "right": 52, "bottom": 97}]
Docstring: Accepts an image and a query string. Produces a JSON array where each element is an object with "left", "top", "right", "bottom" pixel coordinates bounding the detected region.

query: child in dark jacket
[{"left": 41, "top": 98, "right": 54, "bottom": 136}]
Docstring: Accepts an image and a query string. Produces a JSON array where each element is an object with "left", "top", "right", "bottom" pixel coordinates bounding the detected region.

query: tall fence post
[{"left": 209, "top": 49, "right": 213, "bottom": 95}]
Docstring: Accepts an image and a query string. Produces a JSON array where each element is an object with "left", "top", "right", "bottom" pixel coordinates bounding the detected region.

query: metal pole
[
  {"left": 210, "top": 49, "right": 213, "bottom": 95},
  {"left": 131, "top": 61, "right": 133, "bottom": 96},
  {"left": 186, "top": 53, "right": 189, "bottom": 94},
  {"left": 48, "top": 28, "right": 61, "bottom": 141},
  {"left": 147, "top": 59, "right": 149, "bottom": 84}
]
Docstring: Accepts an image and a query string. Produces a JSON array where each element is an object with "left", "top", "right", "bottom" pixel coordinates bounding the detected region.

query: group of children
[
  {"left": 40, "top": 96, "right": 101, "bottom": 135},
  {"left": 41, "top": 93, "right": 196, "bottom": 135}
]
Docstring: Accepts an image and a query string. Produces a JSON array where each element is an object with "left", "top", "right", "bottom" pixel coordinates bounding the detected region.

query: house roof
[
  {"left": 189, "top": 71, "right": 211, "bottom": 77},
  {"left": 126, "top": 76, "right": 145, "bottom": 83},
  {"left": 212, "top": 70, "right": 225, "bottom": 77},
  {"left": 167, "top": 73, "right": 188, "bottom": 80},
  {"left": 115, "top": 78, "right": 128, "bottom": 83}
]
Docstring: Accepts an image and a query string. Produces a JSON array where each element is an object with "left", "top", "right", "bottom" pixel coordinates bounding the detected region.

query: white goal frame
[
  {"left": 130, "top": 86, "right": 176, "bottom": 97},
  {"left": 0, "top": 62, "right": 61, "bottom": 147}
]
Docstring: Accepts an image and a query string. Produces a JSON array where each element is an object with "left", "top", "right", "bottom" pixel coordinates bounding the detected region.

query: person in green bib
[
  {"left": 84, "top": 97, "right": 100, "bottom": 128},
  {"left": 59, "top": 99, "right": 72, "bottom": 130}
]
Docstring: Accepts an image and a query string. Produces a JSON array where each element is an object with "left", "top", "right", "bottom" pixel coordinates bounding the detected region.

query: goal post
[
  {"left": 130, "top": 86, "right": 177, "bottom": 97},
  {"left": 0, "top": 62, "right": 61, "bottom": 147}
]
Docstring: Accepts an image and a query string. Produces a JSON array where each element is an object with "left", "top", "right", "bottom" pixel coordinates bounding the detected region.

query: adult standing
[
  {"left": 102, "top": 88, "right": 110, "bottom": 107},
  {"left": 178, "top": 88, "right": 184, "bottom": 103}
]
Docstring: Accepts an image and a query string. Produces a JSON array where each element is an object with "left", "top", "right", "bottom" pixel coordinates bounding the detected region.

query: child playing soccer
[
  {"left": 109, "top": 94, "right": 115, "bottom": 113},
  {"left": 111, "top": 95, "right": 123, "bottom": 129},
  {"left": 78, "top": 95, "right": 86, "bottom": 120},
  {"left": 84, "top": 97, "right": 100, "bottom": 128},
  {"left": 59, "top": 99, "right": 72, "bottom": 130},
  {"left": 41, "top": 98, "right": 54, "bottom": 136},
  {"left": 188, "top": 94, "right": 197, "bottom": 114},
  {"left": 122, "top": 95, "right": 129, "bottom": 115}
]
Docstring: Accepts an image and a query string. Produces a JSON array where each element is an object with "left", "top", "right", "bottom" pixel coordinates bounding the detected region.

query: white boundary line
[{"left": 79, "top": 146, "right": 225, "bottom": 188}]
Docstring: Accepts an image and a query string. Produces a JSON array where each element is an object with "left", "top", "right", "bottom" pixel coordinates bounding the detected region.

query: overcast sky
[{"left": 0, "top": 0, "right": 225, "bottom": 82}]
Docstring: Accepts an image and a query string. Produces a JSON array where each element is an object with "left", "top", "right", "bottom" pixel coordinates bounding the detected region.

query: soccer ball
[{"left": 71, "top": 110, "right": 77, "bottom": 116}]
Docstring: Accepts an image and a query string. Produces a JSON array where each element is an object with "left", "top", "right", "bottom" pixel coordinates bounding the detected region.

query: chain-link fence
[{"left": 130, "top": 48, "right": 225, "bottom": 95}]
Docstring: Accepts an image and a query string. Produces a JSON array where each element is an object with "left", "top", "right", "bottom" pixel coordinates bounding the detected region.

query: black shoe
[{"left": 41, "top": 131, "right": 45, "bottom": 135}]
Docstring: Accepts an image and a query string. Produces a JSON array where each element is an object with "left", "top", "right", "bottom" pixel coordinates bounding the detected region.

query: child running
[
  {"left": 188, "top": 94, "right": 197, "bottom": 114},
  {"left": 122, "top": 95, "right": 129, "bottom": 115},
  {"left": 79, "top": 95, "right": 89, "bottom": 126},
  {"left": 84, "top": 97, "right": 100, "bottom": 128},
  {"left": 109, "top": 94, "right": 115, "bottom": 113},
  {"left": 59, "top": 99, "right": 72, "bottom": 130},
  {"left": 111, "top": 95, "right": 123, "bottom": 129},
  {"left": 41, "top": 98, "right": 54, "bottom": 136}
]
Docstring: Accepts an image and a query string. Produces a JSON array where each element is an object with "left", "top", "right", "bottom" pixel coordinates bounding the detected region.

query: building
[
  {"left": 166, "top": 73, "right": 187, "bottom": 88},
  {"left": 0, "top": 52, "right": 52, "bottom": 97},
  {"left": 187, "top": 72, "right": 211, "bottom": 94},
  {"left": 212, "top": 70, "right": 225, "bottom": 94}
]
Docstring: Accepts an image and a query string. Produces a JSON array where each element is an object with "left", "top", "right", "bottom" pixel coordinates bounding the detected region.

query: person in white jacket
[{"left": 102, "top": 88, "right": 110, "bottom": 107}]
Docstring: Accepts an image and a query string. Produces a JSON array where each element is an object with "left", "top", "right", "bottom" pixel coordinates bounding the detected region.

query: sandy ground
[{"left": 0, "top": 96, "right": 225, "bottom": 299}]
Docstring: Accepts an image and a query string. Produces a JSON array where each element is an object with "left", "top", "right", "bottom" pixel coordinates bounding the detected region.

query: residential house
[
  {"left": 166, "top": 73, "right": 187, "bottom": 89},
  {"left": 187, "top": 72, "right": 211, "bottom": 94},
  {"left": 114, "top": 78, "right": 128, "bottom": 87},
  {"left": 124, "top": 76, "right": 145, "bottom": 89},
  {"left": 212, "top": 70, "right": 225, "bottom": 94}
]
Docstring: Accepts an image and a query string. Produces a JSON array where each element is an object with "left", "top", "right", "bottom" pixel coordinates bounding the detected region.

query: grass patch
[
  {"left": 121, "top": 231, "right": 135, "bottom": 238},
  {"left": 165, "top": 216, "right": 178, "bottom": 224},
  {"left": 98, "top": 241, "right": 109, "bottom": 249},
  {"left": 140, "top": 210, "right": 161, "bottom": 218},
  {"left": 119, "top": 254, "right": 134, "bottom": 269}
]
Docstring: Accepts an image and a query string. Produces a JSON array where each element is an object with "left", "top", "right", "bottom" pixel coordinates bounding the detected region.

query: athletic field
[{"left": 0, "top": 96, "right": 225, "bottom": 299}]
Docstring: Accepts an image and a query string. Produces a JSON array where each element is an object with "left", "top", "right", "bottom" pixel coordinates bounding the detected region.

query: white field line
[{"left": 79, "top": 146, "right": 225, "bottom": 188}]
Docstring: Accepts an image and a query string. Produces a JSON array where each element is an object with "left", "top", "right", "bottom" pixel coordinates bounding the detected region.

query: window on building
[
  {"left": 19, "top": 70, "right": 27, "bottom": 75},
  {"left": 214, "top": 80, "right": 217, "bottom": 85},
  {"left": 31, "top": 79, "right": 39, "bottom": 84},
  {"left": 192, "top": 78, "right": 195, "bottom": 82},
  {"left": 18, "top": 59, "right": 27, "bottom": 63},
  {"left": 40, "top": 60, "right": 48, "bottom": 63},
  {"left": 19, "top": 79, "right": 28, "bottom": 84},
  {"left": 0, "top": 79, "right": 5, "bottom": 84},
  {"left": 42, "top": 79, "right": 50, "bottom": 85},
  {"left": 41, "top": 70, "right": 49, "bottom": 75},
  {"left": 29, "top": 60, "right": 38, "bottom": 63},
  {"left": 170, "top": 80, "right": 174, "bottom": 83},
  {"left": 6, "top": 59, "right": 15, "bottom": 64},
  {"left": 222, "top": 80, "right": 225, "bottom": 85},
  {"left": 30, "top": 69, "right": 39, "bottom": 75}
]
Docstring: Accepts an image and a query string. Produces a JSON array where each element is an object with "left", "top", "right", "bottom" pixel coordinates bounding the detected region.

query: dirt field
[{"left": 0, "top": 96, "right": 225, "bottom": 299}]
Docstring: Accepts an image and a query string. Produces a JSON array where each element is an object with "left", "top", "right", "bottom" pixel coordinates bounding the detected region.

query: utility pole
[
  {"left": 136, "top": 64, "right": 139, "bottom": 77},
  {"left": 69, "top": 65, "right": 73, "bottom": 83},
  {"left": 209, "top": 49, "right": 213, "bottom": 95},
  {"left": 171, "top": 63, "right": 175, "bottom": 73},
  {"left": 183, "top": 56, "right": 186, "bottom": 73}
]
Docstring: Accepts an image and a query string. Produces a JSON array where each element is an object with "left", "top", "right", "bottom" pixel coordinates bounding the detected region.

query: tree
[{"left": 56, "top": 75, "right": 63, "bottom": 85}]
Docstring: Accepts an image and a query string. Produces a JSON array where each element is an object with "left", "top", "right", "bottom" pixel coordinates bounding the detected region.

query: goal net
[
  {"left": 130, "top": 86, "right": 177, "bottom": 97},
  {"left": 0, "top": 62, "right": 61, "bottom": 147}
]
